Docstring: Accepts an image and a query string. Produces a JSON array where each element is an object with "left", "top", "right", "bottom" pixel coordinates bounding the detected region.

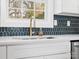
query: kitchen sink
[
  {"left": 13, "top": 36, "right": 55, "bottom": 40},
  {"left": 46, "top": 37, "right": 55, "bottom": 39}
]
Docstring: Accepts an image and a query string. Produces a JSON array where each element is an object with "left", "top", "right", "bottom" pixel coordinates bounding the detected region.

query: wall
[{"left": 0, "top": 15, "right": 79, "bottom": 36}]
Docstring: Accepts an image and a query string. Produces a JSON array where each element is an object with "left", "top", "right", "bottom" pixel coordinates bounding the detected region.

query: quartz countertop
[{"left": 0, "top": 35, "right": 79, "bottom": 46}]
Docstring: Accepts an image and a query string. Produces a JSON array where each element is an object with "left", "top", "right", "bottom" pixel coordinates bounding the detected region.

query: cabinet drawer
[{"left": 7, "top": 42, "right": 70, "bottom": 59}]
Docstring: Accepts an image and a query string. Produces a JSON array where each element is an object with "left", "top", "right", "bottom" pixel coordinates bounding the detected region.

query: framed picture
[{"left": 9, "top": 0, "right": 45, "bottom": 19}]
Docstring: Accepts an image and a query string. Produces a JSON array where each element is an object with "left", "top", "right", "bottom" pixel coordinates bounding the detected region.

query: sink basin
[
  {"left": 13, "top": 36, "right": 55, "bottom": 40},
  {"left": 46, "top": 37, "right": 54, "bottom": 39}
]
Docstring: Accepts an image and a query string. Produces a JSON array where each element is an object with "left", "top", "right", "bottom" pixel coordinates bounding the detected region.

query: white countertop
[{"left": 0, "top": 35, "right": 79, "bottom": 46}]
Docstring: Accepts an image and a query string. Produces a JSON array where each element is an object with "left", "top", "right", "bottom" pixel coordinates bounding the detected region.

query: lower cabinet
[
  {"left": 0, "top": 41, "right": 70, "bottom": 59},
  {"left": 7, "top": 41, "right": 70, "bottom": 59},
  {"left": 0, "top": 46, "right": 6, "bottom": 59}
]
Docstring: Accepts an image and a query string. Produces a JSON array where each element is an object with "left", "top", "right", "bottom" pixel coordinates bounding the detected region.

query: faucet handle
[{"left": 38, "top": 31, "right": 43, "bottom": 36}]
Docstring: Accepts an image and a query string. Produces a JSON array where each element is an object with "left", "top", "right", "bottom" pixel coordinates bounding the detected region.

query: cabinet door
[
  {"left": 63, "top": 0, "right": 78, "bottom": 14},
  {"left": 7, "top": 41, "right": 70, "bottom": 59},
  {"left": 7, "top": 45, "right": 44, "bottom": 59},
  {"left": 0, "top": 46, "right": 6, "bottom": 59},
  {"left": 46, "top": 53, "right": 70, "bottom": 59},
  {"left": 54, "top": 0, "right": 78, "bottom": 14}
]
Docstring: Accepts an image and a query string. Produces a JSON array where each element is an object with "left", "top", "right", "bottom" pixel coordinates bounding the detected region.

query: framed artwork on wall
[{"left": 8, "top": 0, "right": 45, "bottom": 19}]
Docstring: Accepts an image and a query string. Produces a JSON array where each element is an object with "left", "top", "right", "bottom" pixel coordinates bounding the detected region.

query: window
[{"left": 9, "top": 0, "right": 45, "bottom": 19}]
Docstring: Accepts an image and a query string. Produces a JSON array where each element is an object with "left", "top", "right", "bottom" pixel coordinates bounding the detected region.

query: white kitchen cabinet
[
  {"left": 0, "top": 39, "right": 71, "bottom": 59},
  {"left": 7, "top": 41, "right": 70, "bottom": 59},
  {"left": 46, "top": 53, "right": 70, "bottom": 59},
  {"left": 0, "top": 46, "right": 6, "bottom": 59},
  {"left": 54, "top": 0, "right": 79, "bottom": 16},
  {"left": 0, "top": 0, "right": 54, "bottom": 28}
]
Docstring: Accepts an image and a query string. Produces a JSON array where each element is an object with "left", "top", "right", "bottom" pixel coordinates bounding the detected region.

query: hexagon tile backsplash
[{"left": 0, "top": 15, "right": 79, "bottom": 36}]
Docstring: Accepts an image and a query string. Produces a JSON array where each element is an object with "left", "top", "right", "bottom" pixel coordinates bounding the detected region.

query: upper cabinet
[
  {"left": 0, "top": 0, "right": 54, "bottom": 28},
  {"left": 54, "top": 0, "right": 79, "bottom": 16}
]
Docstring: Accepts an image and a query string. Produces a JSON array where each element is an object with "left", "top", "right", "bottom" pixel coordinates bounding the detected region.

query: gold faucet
[
  {"left": 28, "top": 11, "right": 34, "bottom": 36},
  {"left": 30, "top": 17, "right": 32, "bottom": 36}
]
